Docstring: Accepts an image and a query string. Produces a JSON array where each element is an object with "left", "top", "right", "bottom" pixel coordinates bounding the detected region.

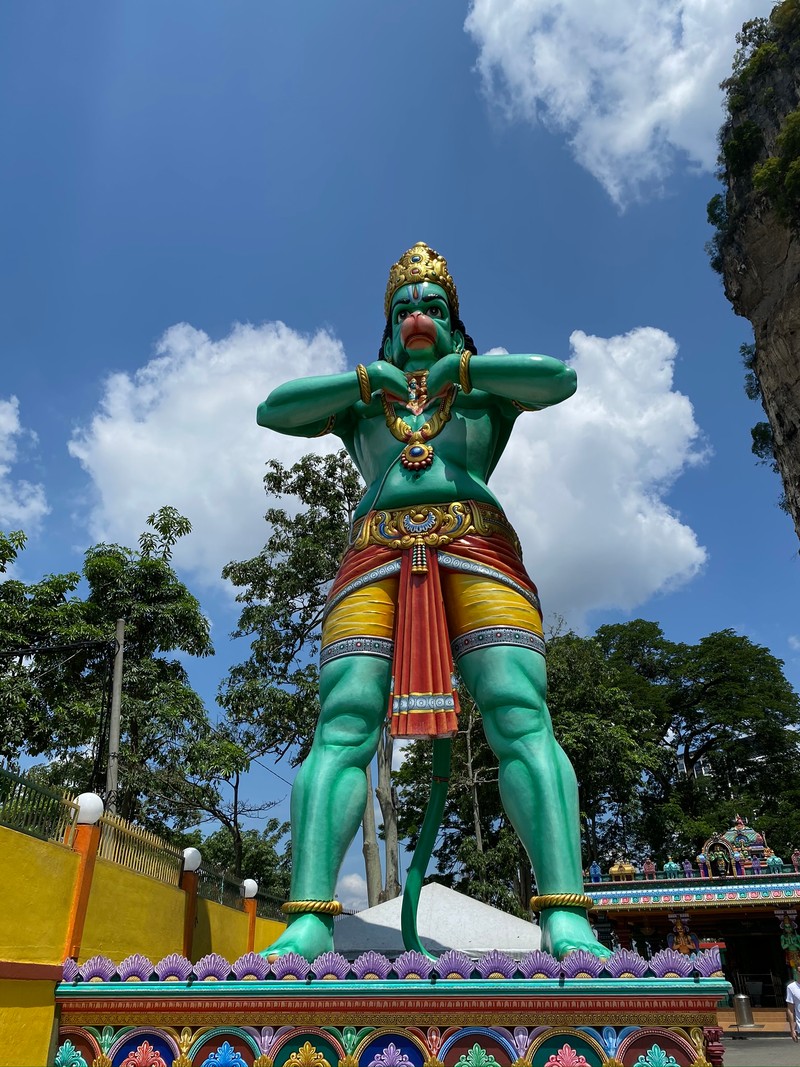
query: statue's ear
[
  {"left": 383, "top": 333, "right": 394, "bottom": 363},
  {"left": 452, "top": 329, "right": 465, "bottom": 354}
]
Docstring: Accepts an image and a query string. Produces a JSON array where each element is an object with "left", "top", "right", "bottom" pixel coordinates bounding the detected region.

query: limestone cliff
[{"left": 710, "top": 1, "right": 800, "bottom": 542}]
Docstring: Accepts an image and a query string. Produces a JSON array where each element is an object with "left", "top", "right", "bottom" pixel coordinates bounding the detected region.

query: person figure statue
[
  {"left": 642, "top": 856, "right": 656, "bottom": 880},
  {"left": 751, "top": 853, "right": 762, "bottom": 876},
  {"left": 682, "top": 857, "right": 694, "bottom": 878},
  {"left": 257, "top": 242, "right": 608, "bottom": 961},
  {"left": 791, "top": 848, "right": 800, "bottom": 873},
  {"left": 589, "top": 860, "right": 602, "bottom": 884},
  {"left": 696, "top": 852, "right": 709, "bottom": 878}
]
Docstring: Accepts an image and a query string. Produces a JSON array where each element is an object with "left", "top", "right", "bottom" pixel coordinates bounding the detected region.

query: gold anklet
[
  {"left": 356, "top": 364, "right": 372, "bottom": 405},
  {"left": 458, "top": 349, "right": 473, "bottom": 394},
  {"left": 530, "top": 893, "right": 594, "bottom": 912},
  {"left": 281, "top": 899, "right": 344, "bottom": 916}
]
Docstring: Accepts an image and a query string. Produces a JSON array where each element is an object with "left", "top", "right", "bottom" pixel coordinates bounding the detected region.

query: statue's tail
[{"left": 400, "top": 737, "right": 452, "bottom": 960}]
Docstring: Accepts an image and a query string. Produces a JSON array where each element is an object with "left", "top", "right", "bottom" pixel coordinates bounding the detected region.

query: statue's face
[{"left": 383, "top": 282, "right": 464, "bottom": 367}]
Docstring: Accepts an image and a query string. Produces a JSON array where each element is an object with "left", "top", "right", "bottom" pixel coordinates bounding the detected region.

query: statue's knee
[
  {"left": 482, "top": 700, "right": 552, "bottom": 759},
  {"left": 316, "top": 672, "right": 385, "bottom": 752}
]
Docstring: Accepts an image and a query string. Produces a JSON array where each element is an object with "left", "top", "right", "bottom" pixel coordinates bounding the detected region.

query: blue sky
[{"left": 2, "top": 1, "right": 795, "bottom": 907}]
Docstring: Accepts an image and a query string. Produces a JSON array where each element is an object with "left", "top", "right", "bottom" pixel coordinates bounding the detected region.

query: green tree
[{"left": 185, "top": 822, "right": 290, "bottom": 896}]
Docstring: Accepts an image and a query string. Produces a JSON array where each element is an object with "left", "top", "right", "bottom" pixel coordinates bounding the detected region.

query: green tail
[{"left": 400, "top": 737, "right": 452, "bottom": 959}]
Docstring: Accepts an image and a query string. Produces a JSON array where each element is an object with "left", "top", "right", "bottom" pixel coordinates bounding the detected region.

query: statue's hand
[
  {"left": 426, "top": 353, "right": 461, "bottom": 398},
  {"left": 365, "top": 360, "right": 408, "bottom": 398}
]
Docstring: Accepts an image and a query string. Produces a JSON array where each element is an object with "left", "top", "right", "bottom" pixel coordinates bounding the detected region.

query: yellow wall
[
  {"left": 255, "top": 916, "right": 286, "bottom": 953},
  {"left": 0, "top": 826, "right": 78, "bottom": 965},
  {"left": 80, "top": 857, "right": 184, "bottom": 963},
  {"left": 193, "top": 898, "right": 249, "bottom": 962},
  {"left": 0, "top": 979, "right": 57, "bottom": 1067}
]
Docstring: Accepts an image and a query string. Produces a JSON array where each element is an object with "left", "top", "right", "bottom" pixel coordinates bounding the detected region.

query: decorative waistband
[{"left": 350, "top": 500, "right": 521, "bottom": 556}]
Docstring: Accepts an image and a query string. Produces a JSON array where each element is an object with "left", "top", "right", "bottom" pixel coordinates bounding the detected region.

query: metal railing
[
  {"left": 97, "top": 811, "right": 184, "bottom": 886},
  {"left": 197, "top": 864, "right": 244, "bottom": 910},
  {"left": 0, "top": 767, "right": 79, "bottom": 846},
  {"left": 255, "top": 890, "right": 287, "bottom": 922}
]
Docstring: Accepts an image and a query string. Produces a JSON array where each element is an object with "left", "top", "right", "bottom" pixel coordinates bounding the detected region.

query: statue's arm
[{"left": 470, "top": 353, "right": 576, "bottom": 409}]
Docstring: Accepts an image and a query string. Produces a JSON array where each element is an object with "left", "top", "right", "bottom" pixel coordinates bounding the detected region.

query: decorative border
[
  {"left": 437, "top": 554, "right": 542, "bottom": 615},
  {"left": 320, "top": 636, "right": 394, "bottom": 666},
  {"left": 452, "top": 627, "right": 546, "bottom": 661},
  {"left": 589, "top": 878, "right": 800, "bottom": 908}
]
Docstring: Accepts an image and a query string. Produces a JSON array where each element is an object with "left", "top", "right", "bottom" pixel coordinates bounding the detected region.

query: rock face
[{"left": 713, "top": 4, "right": 800, "bottom": 544}]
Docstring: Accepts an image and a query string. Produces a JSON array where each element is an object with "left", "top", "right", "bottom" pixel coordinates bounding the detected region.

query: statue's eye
[{"left": 427, "top": 307, "right": 442, "bottom": 318}]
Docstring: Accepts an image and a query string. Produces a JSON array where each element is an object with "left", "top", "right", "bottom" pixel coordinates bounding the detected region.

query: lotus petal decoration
[
  {"left": 474, "top": 950, "right": 517, "bottom": 979},
  {"left": 433, "top": 949, "right": 474, "bottom": 979},
  {"left": 310, "top": 951, "right": 350, "bottom": 980},
  {"left": 604, "top": 949, "right": 649, "bottom": 978},
  {"left": 518, "top": 950, "right": 561, "bottom": 979},
  {"left": 649, "top": 948, "right": 693, "bottom": 978},
  {"left": 392, "top": 951, "right": 434, "bottom": 980},
  {"left": 692, "top": 947, "right": 724, "bottom": 977},
  {"left": 271, "top": 952, "right": 311, "bottom": 980},
  {"left": 154, "top": 953, "right": 192, "bottom": 982},
  {"left": 194, "top": 952, "right": 231, "bottom": 981},
  {"left": 351, "top": 950, "right": 392, "bottom": 980},
  {"left": 62, "top": 958, "right": 80, "bottom": 983},
  {"left": 118, "top": 953, "right": 154, "bottom": 982},
  {"left": 232, "top": 952, "right": 270, "bottom": 980},
  {"left": 561, "top": 950, "right": 606, "bottom": 978},
  {"left": 78, "top": 955, "right": 116, "bottom": 982}
]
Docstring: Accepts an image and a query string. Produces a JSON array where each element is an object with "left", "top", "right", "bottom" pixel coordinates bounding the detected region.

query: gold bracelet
[
  {"left": 530, "top": 893, "right": 594, "bottom": 912},
  {"left": 280, "top": 899, "right": 343, "bottom": 916},
  {"left": 311, "top": 414, "right": 336, "bottom": 437},
  {"left": 355, "top": 364, "right": 372, "bottom": 405},
  {"left": 458, "top": 350, "right": 473, "bottom": 394}
]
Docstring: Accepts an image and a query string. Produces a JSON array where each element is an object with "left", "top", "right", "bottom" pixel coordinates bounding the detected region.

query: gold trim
[
  {"left": 351, "top": 500, "right": 520, "bottom": 555},
  {"left": 385, "top": 242, "right": 459, "bottom": 320},
  {"left": 459, "top": 350, "right": 473, "bottom": 394},
  {"left": 530, "top": 893, "right": 595, "bottom": 911},
  {"left": 356, "top": 364, "right": 372, "bottom": 405},
  {"left": 281, "top": 899, "right": 343, "bottom": 916},
  {"left": 312, "top": 415, "right": 336, "bottom": 438}
]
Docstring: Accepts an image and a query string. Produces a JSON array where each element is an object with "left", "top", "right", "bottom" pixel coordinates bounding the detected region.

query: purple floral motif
[
  {"left": 193, "top": 952, "right": 231, "bottom": 981},
  {"left": 475, "top": 950, "right": 517, "bottom": 979},
  {"left": 271, "top": 952, "right": 311, "bottom": 980},
  {"left": 433, "top": 949, "right": 474, "bottom": 979},
  {"left": 604, "top": 949, "right": 649, "bottom": 978},
  {"left": 352, "top": 950, "right": 392, "bottom": 980},
  {"left": 692, "top": 948, "right": 724, "bottom": 977},
  {"left": 392, "top": 951, "right": 434, "bottom": 980},
  {"left": 518, "top": 950, "right": 561, "bottom": 979},
  {"left": 78, "top": 954, "right": 116, "bottom": 982},
  {"left": 310, "top": 951, "right": 350, "bottom": 980},
  {"left": 561, "top": 950, "right": 606, "bottom": 978},
  {"left": 232, "top": 952, "right": 270, "bottom": 980},
  {"left": 649, "top": 948, "right": 694, "bottom": 978},
  {"left": 154, "top": 953, "right": 192, "bottom": 982},
  {"left": 367, "top": 1043, "right": 414, "bottom": 1067},
  {"left": 62, "top": 958, "right": 80, "bottom": 983},
  {"left": 118, "top": 954, "right": 154, "bottom": 982}
]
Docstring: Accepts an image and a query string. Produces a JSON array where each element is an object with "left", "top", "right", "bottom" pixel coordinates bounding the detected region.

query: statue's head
[{"left": 380, "top": 242, "right": 476, "bottom": 365}]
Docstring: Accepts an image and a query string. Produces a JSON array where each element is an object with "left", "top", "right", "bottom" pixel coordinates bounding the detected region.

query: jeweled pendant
[{"left": 401, "top": 440, "right": 434, "bottom": 470}]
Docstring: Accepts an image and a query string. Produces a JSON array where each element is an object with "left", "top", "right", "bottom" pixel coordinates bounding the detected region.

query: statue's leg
[
  {"left": 262, "top": 653, "right": 390, "bottom": 959},
  {"left": 457, "top": 645, "right": 609, "bottom": 959}
]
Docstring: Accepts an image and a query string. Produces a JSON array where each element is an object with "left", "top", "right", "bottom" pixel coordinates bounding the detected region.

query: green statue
[{"left": 257, "top": 242, "right": 608, "bottom": 961}]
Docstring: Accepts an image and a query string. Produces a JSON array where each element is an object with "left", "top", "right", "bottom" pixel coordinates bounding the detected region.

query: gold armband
[
  {"left": 458, "top": 350, "right": 473, "bottom": 394},
  {"left": 312, "top": 414, "right": 336, "bottom": 437},
  {"left": 530, "top": 893, "right": 594, "bottom": 912},
  {"left": 281, "top": 899, "right": 344, "bottom": 916},
  {"left": 356, "top": 364, "right": 372, "bottom": 405}
]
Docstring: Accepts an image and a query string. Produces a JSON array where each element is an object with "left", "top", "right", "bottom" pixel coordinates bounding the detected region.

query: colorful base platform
[{"left": 55, "top": 970, "right": 731, "bottom": 1067}]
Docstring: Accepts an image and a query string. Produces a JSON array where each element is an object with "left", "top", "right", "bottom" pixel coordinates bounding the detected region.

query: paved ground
[{"left": 721, "top": 1034, "right": 800, "bottom": 1065}]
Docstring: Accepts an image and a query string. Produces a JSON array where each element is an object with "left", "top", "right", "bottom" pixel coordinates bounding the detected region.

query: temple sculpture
[{"left": 257, "top": 242, "right": 608, "bottom": 962}]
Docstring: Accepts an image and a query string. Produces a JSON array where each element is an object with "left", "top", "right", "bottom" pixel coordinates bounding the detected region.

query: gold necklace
[{"left": 381, "top": 384, "right": 458, "bottom": 470}]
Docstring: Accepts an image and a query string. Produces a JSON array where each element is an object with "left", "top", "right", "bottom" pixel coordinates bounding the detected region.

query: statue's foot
[
  {"left": 259, "top": 913, "right": 334, "bottom": 962},
  {"left": 539, "top": 908, "right": 611, "bottom": 961}
]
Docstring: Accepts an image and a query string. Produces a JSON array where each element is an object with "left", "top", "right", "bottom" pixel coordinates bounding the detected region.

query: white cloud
[
  {"left": 789, "top": 635, "right": 800, "bottom": 653},
  {"left": 492, "top": 327, "right": 707, "bottom": 627},
  {"left": 337, "top": 871, "right": 368, "bottom": 912},
  {"left": 70, "top": 319, "right": 705, "bottom": 625},
  {"left": 68, "top": 322, "right": 346, "bottom": 585},
  {"left": 465, "top": 0, "right": 775, "bottom": 204},
  {"left": 0, "top": 396, "right": 48, "bottom": 531}
]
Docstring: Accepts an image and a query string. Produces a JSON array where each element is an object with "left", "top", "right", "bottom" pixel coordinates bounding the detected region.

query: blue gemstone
[
  {"left": 411, "top": 255, "right": 421, "bottom": 262},
  {"left": 409, "top": 446, "right": 425, "bottom": 457}
]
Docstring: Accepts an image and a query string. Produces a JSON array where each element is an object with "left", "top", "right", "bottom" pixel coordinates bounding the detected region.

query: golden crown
[{"left": 384, "top": 242, "right": 459, "bottom": 320}]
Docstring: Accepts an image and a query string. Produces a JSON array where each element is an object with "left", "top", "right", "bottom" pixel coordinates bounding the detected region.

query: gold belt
[{"left": 350, "top": 500, "right": 521, "bottom": 556}]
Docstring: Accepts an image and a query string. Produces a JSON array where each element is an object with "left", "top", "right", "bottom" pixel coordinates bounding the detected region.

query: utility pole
[{"left": 105, "top": 618, "right": 125, "bottom": 814}]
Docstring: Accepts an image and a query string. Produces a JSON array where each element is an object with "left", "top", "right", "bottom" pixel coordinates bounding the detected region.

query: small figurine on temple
[
  {"left": 750, "top": 854, "right": 762, "bottom": 876},
  {"left": 589, "top": 860, "right": 602, "bottom": 883},
  {"left": 682, "top": 858, "right": 694, "bottom": 878},
  {"left": 642, "top": 856, "right": 657, "bottom": 880},
  {"left": 663, "top": 857, "right": 681, "bottom": 880},
  {"left": 732, "top": 850, "right": 744, "bottom": 876},
  {"left": 792, "top": 848, "right": 800, "bottom": 873},
  {"left": 712, "top": 849, "right": 728, "bottom": 877},
  {"left": 697, "top": 853, "right": 709, "bottom": 878},
  {"left": 767, "top": 850, "right": 784, "bottom": 874},
  {"left": 609, "top": 857, "right": 636, "bottom": 881}
]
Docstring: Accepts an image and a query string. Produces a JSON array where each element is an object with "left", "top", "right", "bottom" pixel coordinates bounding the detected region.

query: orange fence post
[
  {"left": 180, "top": 870, "right": 199, "bottom": 959},
  {"left": 244, "top": 897, "right": 258, "bottom": 953},
  {"left": 64, "top": 823, "right": 101, "bottom": 960}
]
